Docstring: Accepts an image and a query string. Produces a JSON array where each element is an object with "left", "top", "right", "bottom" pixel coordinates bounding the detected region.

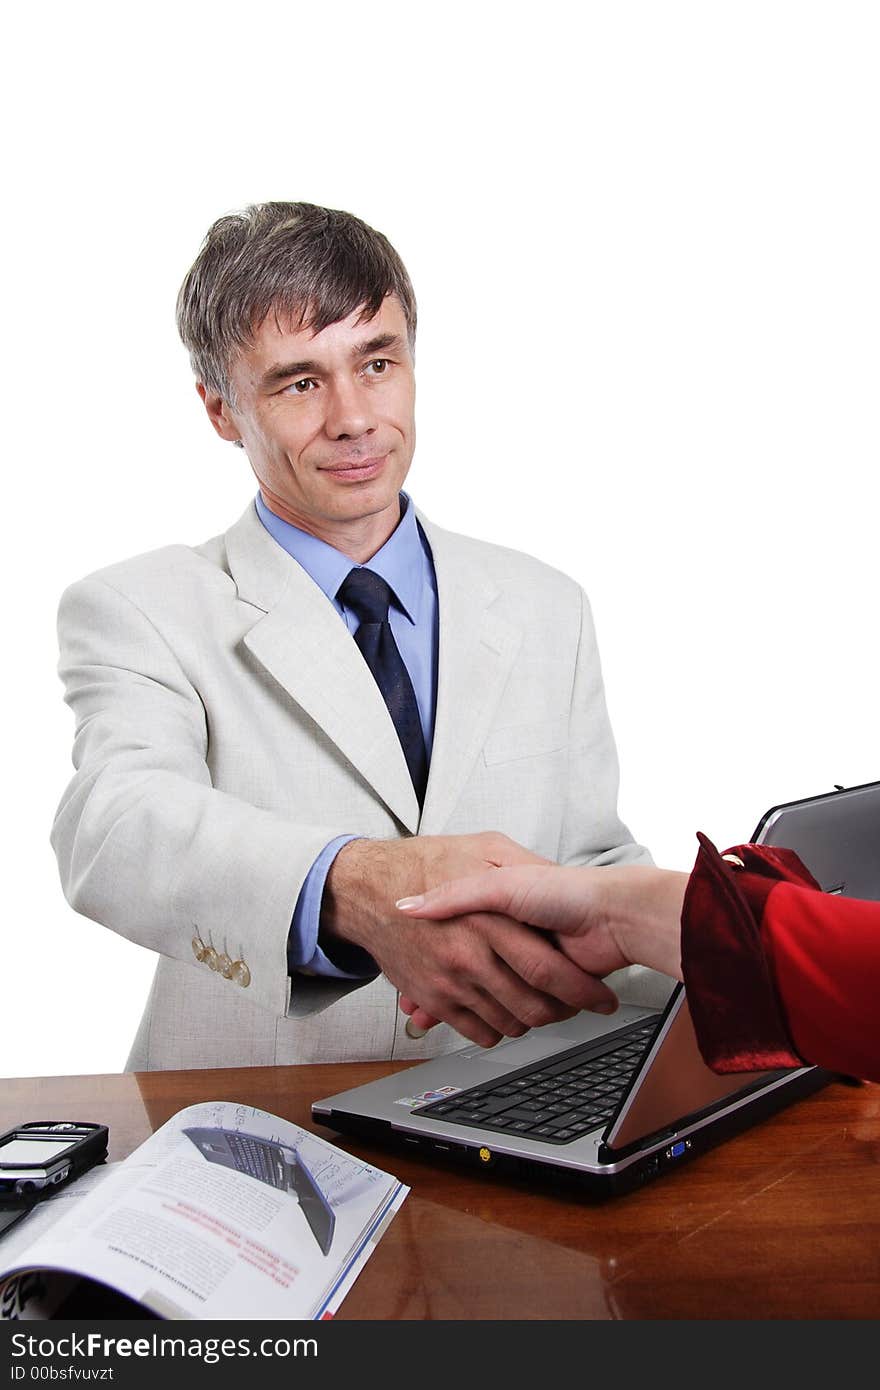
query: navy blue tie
[{"left": 337, "top": 568, "right": 429, "bottom": 807}]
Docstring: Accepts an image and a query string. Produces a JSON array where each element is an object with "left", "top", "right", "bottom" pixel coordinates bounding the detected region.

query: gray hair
[{"left": 176, "top": 202, "right": 417, "bottom": 405}]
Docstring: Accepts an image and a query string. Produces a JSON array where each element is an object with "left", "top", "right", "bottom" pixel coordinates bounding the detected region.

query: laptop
[
  {"left": 312, "top": 780, "right": 880, "bottom": 1196},
  {"left": 183, "top": 1126, "right": 336, "bottom": 1254}
]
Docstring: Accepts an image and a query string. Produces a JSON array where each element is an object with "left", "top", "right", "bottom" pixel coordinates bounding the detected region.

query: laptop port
[{"left": 665, "top": 1140, "right": 690, "bottom": 1161}]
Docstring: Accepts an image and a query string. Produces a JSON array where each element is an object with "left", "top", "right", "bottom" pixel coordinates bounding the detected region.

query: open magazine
[{"left": 0, "top": 1101, "right": 407, "bottom": 1321}]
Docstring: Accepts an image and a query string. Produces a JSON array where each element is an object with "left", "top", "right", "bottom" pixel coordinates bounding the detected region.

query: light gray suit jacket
[{"left": 52, "top": 503, "right": 663, "bottom": 1071}]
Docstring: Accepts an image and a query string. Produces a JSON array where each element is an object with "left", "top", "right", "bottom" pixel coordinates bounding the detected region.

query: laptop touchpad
[{"left": 453, "top": 1007, "right": 651, "bottom": 1070}]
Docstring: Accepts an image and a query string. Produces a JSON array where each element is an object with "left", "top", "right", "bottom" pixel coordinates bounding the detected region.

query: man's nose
[{"left": 324, "top": 378, "right": 376, "bottom": 440}]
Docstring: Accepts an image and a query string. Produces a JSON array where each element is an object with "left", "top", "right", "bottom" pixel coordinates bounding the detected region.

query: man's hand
[
  {"left": 321, "top": 833, "right": 620, "bottom": 1047},
  {"left": 395, "top": 862, "right": 688, "bottom": 1032}
]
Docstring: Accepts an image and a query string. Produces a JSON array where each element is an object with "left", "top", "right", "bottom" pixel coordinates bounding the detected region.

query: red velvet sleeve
[{"left": 682, "top": 832, "right": 880, "bottom": 1080}]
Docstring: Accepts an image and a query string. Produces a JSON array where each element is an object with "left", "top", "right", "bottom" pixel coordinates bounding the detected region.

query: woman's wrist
[{"left": 605, "top": 867, "right": 688, "bottom": 980}]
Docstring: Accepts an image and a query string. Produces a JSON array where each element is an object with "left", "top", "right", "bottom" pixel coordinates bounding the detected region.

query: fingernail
[
  {"left": 396, "top": 895, "right": 425, "bottom": 910},
  {"left": 592, "top": 1001, "right": 618, "bottom": 1016}
]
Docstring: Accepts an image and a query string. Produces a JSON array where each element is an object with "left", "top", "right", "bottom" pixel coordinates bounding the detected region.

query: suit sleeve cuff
[{"left": 680, "top": 831, "right": 817, "bottom": 1073}]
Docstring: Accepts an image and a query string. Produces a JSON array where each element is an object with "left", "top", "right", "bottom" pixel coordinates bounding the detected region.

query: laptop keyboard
[
  {"left": 414, "top": 1020, "right": 659, "bottom": 1144},
  {"left": 223, "top": 1132, "right": 287, "bottom": 1187}
]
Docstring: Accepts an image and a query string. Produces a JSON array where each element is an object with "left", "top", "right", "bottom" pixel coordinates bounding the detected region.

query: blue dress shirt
[{"left": 254, "top": 492, "right": 438, "bottom": 979}]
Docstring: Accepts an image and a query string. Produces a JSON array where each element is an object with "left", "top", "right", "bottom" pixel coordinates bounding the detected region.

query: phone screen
[{"left": 0, "top": 1138, "right": 77, "bottom": 1164}]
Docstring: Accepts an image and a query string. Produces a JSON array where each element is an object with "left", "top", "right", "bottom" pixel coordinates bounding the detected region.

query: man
[{"left": 51, "top": 202, "right": 663, "bottom": 1071}]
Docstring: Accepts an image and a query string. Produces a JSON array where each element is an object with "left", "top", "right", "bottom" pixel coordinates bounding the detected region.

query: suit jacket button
[
  {"left": 192, "top": 936, "right": 207, "bottom": 963},
  {"left": 230, "top": 960, "right": 251, "bottom": 988},
  {"left": 217, "top": 953, "right": 233, "bottom": 978},
  {"left": 203, "top": 946, "right": 220, "bottom": 971}
]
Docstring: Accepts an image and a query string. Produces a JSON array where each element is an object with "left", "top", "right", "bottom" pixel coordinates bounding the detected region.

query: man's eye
[
  {"left": 286, "top": 378, "right": 316, "bottom": 394},
  {"left": 366, "top": 359, "right": 389, "bottom": 375}
]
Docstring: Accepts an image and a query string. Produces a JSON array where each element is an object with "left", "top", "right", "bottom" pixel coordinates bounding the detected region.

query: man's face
[{"left": 202, "top": 296, "right": 416, "bottom": 556}]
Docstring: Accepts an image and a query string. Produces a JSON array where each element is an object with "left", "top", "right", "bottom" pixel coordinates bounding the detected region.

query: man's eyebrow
[
  {"left": 259, "top": 333, "right": 407, "bottom": 390},
  {"left": 352, "top": 332, "right": 406, "bottom": 357},
  {"left": 260, "top": 358, "right": 322, "bottom": 388}
]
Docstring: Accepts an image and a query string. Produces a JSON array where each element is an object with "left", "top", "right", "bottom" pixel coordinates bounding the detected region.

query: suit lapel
[
  {"left": 418, "top": 517, "right": 523, "bottom": 834},
  {"left": 225, "top": 504, "right": 421, "bottom": 832}
]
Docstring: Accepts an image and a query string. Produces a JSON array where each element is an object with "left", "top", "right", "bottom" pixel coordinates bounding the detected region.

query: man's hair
[{"left": 176, "top": 201, "right": 417, "bottom": 405}]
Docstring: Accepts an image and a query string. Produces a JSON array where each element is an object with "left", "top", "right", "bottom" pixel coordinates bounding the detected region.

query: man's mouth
[{"left": 319, "top": 455, "right": 387, "bottom": 482}]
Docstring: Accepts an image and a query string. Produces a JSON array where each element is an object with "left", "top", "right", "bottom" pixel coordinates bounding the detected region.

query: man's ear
[{"left": 197, "top": 382, "right": 242, "bottom": 444}]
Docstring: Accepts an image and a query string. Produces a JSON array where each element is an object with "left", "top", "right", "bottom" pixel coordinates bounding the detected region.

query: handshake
[{"left": 321, "top": 832, "right": 688, "bottom": 1048}]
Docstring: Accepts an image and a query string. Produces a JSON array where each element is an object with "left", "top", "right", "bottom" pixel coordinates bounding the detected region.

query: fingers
[
  {"left": 399, "top": 997, "right": 442, "bottom": 1033},
  {"left": 442, "top": 1011, "right": 504, "bottom": 1048},
  {"left": 401, "top": 963, "right": 540, "bottom": 1041},
  {"left": 397, "top": 868, "right": 525, "bottom": 921},
  {"left": 400, "top": 991, "right": 506, "bottom": 1048},
  {"left": 413, "top": 915, "right": 615, "bottom": 1035},
  {"left": 401, "top": 973, "right": 610, "bottom": 1048},
  {"left": 403, "top": 1006, "right": 441, "bottom": 1033},
  {"left": 400, "top": 904, "right": 617, "bottom": 1021},
  {"left": 389, "top": 889, "right": 622, "bottom": 1050},
  {"left": 394, "top": 931, "right": 566, "bottom": 1042},
  {"left": 483, "top": 915, "right": 620, "bottom": 1020}
]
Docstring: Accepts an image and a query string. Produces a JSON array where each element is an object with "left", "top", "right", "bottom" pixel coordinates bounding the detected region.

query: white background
[{"left": 3, "top": 2, "right": 878, "bottom": 1078}]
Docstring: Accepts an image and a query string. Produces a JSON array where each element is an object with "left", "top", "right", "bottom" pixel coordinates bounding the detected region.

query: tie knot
[{"left": 338, "top": 567, "right": 393, "bottom": 625}]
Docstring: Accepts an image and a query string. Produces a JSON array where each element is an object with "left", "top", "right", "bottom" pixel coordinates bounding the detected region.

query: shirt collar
[{"left": 254, "top": 491, "right": 424, "bottom": 624}]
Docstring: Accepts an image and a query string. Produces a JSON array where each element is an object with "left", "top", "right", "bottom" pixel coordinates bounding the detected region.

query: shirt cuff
[{"left": 287, "top": 835, "right": 375, "bottom": 980}]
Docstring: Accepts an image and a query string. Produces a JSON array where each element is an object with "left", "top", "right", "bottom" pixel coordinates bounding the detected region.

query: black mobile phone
[
  {"left": 0, "top": 1122, "right": 109, "bottom": 1202},
  {"left": 0, "top": 1122, "right": 109, "bottom": 1240}
]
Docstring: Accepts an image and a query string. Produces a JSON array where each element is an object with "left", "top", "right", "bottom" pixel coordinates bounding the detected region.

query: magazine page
[
  {"left": 0, "top": 1167, "right": 116, "bottom": 1320},
  {"left": 0, "top": 1102, "right": 407, "bottom": 1321}
]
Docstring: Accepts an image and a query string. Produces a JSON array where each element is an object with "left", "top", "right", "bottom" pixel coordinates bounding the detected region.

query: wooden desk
[{"left": 3, "top": 1066, "right": 878, "bottom": 1319}]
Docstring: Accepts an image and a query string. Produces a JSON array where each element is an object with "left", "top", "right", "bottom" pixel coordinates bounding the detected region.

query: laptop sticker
[{"left": 394, "top": 1086, "right": 461, "bottom": 1108}]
